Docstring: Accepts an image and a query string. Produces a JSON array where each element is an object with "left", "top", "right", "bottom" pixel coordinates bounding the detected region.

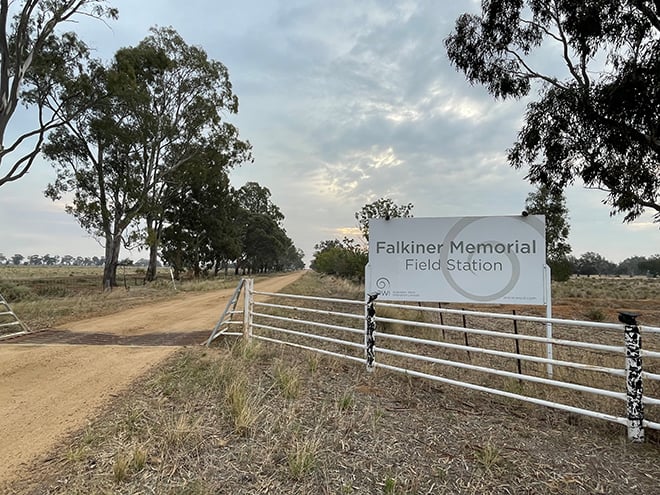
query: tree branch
[
  {"left": 504, "top": 48, "right": 568, "bottom": 89},
  {"left": 550, "top": 0, "right": 588, "bottom": 89},
  {"left": 631, "top": 0, "right": 660, "bottom": 31}
]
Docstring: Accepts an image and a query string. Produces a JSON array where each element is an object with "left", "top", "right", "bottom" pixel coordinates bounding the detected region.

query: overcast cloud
[{"left": 0, "top": 0, "right": 656, "bottom": 264}]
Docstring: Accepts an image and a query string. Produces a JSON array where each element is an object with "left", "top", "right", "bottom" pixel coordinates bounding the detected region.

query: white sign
[{"left": 367, "top": 215, "right": 546, "bottom": 305}]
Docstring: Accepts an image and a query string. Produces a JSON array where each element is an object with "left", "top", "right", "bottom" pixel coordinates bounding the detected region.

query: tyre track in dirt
[{"left": 0, "top": 272, "right": 304, "bottom": 484}]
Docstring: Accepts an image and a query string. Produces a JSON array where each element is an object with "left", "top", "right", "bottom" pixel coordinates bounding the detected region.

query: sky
[{"left": 0, "top": 0, "right": 657, "bottom": 265}]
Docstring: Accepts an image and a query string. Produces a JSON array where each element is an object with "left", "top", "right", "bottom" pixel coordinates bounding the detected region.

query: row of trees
[
  {"left": 0, "top": 4, "right": 301, "bottom": 286},
  {"left": 311, "top": 242, "right": 660, "bottom": 280},
  {"left": 161, "top": 181, "right": 304, "bottom": 278},
  {"left": 0, "top": 181, "right": 305, "bottom": 276},
  {"left": 7, "top": 248, "right": 657, "bottom": 279},
  {"left": 571, "top": 253, "right": 660, "bottom": 277}
]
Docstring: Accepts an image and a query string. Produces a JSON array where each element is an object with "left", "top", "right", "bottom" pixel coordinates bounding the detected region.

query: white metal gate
[
  {"left": 206, "top": 279, "right": 660, "bottom": 443},
  {"left": 0, "top": 291, "right": 29, "bottom": 340}
]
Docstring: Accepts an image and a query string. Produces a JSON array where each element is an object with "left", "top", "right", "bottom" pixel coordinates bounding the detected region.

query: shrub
[
  {"left": 310, "top": 238, "right": 367, "bottom": 282},
  {"left": 549, "top": 257, "right": 572, "bottom": 282},
  {"left": 0, "top": 281, "right": 36, "bottom": 302}
]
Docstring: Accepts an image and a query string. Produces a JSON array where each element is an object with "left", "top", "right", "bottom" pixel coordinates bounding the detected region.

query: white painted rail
[{"left": 0, "top": 291, "right": 30, "bottom": 340}]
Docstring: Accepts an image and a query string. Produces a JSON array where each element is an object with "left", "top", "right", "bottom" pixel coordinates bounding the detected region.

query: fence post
[
  {"left": 365, "top": 292, "right": 378, "bottom": 372},
  {"left": 545, "top": 264, "right": 553, "bottom": 378},
  {"left": 512, "top": 309, "right": 522, "bottom": 376},
  {"left": 620, "top": 312, "right": 644, "bottom": 442},
  {"left": 243, "top": 278, "right": 254, "bottom": 341},
  {"left": 169, "top": 267, "right": 177, "bottom": 291},
  {"left": 461, "top": 310, "right": 471, "bottom": 361},
  {"left": 437, "top": 303, "right": 445, "bottom": 339}
]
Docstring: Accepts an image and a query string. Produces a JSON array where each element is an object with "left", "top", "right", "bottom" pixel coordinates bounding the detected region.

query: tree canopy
[
  {"left": 235, "top": 182, "right": 284, "bottom": 225},
  {"left": 525, "top": 185, "right": 571, "bottom": 262},
  {"left": 446, "top": 1, "right": 660, "bottom": 224},
  {"left": 0, "top": 0, "right": 117, "bottom": 188},
  {"left": 355, "top": 198, "right": 414, "bottom": 241}
]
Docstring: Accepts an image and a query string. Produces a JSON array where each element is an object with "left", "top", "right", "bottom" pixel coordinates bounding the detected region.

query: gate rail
[{"left": 0, "top": 291, "right": 29, "bottom": 340}]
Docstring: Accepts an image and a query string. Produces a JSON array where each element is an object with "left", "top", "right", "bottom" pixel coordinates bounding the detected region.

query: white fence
[{"left": 206, "top": 279, "right": 660, "bottom": 443}]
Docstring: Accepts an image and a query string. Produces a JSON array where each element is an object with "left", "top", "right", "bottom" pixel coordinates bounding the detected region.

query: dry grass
[
  {"left": 4, "top": 272, "right": 660, "bottom": 494},
  {"left": 6, "top": 341, "right": 660, "bottom": 494},
  {"left": 0, "top": 266, "right": 267, "bottom": 332}
]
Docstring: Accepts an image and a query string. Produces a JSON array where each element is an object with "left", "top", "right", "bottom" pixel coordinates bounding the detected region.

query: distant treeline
[
  {"left": 0, "top": 254, "right": 154, "bottom": 267},
  {"left": 569, "top": 253, "right": 660, "bottom": 277}
]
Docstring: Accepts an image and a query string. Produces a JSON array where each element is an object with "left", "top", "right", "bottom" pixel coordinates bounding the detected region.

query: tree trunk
[
  {"left": 145, "top": 214, "right": 163, "bottom": 282},
  {"left": 146, "top": 242, "right": 159, "bottom": 282},
  {"left": 102, "top": 234, "right": 122, "bottom": 290}
]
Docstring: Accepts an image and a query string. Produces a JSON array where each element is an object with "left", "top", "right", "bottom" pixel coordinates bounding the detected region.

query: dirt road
[{"left": 0, "top": 272, "right": 303, "bottom": 484}]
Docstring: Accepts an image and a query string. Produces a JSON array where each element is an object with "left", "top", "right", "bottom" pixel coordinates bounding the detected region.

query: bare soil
[{"left": 0, "top": 272, "right": 303, "bottom": 485}]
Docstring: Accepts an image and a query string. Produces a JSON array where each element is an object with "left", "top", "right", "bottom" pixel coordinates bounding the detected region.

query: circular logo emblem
[
  {"left": 440, "top": 217, "right": 529, "bottom": 301},
  {"left": 375, "top": 277, "right": 391, "bottom": 293}
]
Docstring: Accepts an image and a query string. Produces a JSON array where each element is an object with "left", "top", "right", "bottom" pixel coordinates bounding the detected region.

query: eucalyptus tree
[
  {"left": 616, "top": 256, "right": 648, "bottom": 276},
  {"left": 241, "top": 213, "right": 287, "bottom": 273},
  {"left": 280, "top": 243, "right": 305, "bottom": 271},
  {"left": 446, "top": 1, "right": 660, "bottom": 224},
  {"left": 639, "top": 255, "right": 660, "bottom": 277},
  {"left": 44, "top": 55, "right": 157, "bottom": 288},
  {"left": 235, "top": 182, "right": 284, "bottom": 225},
  {"left": 525, "top": 185, "right": 572, "bottom": 279},
  {"left": 575, "top": 251, "right": 616, "bottom": 276},
  {"left": 0, "top": 0, "right": 117, "bottom": 188},
  {"left": 159, "top": 148, "right": 238, "bottom": 279},
  {"left": 311, "top": 238, "right": 368, "bottom": 281},
  {"left": 44, "top": 27, "right": 251, "bottom": 288},
  {"left": 232, "top": 182, "right": 286, "bottom": 274},
  {"left": 124, "top": 28, "right": 251, "bottom": 281}
]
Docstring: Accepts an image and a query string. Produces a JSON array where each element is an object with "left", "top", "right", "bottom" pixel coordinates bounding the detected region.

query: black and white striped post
[
  {"left": 365, "top": 292, "right": 378, "bottom": 372},
  {"left": 619, "top": 311, "right": 644, "bottom": 443}
]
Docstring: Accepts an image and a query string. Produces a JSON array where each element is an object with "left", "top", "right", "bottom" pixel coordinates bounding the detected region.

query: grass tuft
[
  {"left": 131, "top": 446, "right": 148, "bottom": 471},
  {"left": 287, "top": 437, "right": 319, "bottom": 480},
  {"left": 273, "top": 360, "right": 302, "bottom": 399},
  {"left": 112, "top": 454, "right": 131, "bottom": 483},
  {"left": 230, "top": 338, "right": 262, "bottom": 361},
  {"left": 474, "top": 441, "right": 503, "bottom": 471},
  {"left": 224, "top": 373, "right": 259, "bottom": 436},
  {"left": 383, "top": 476, "right": 398, "bottom": 494},
  {"left": 163, "top": 413, "right": 203, "bottom": 448},
  {"left": 337, "top": 392, "right": 355, "bottom": 412},
  {"left": 584, "top": 308, "right": 605, "bottom": 321}
]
